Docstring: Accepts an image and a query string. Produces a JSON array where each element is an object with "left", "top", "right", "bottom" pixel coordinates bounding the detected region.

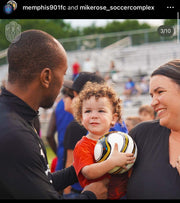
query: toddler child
[{"left": 72, "top": 82, "right": 135, "bottom": 199}]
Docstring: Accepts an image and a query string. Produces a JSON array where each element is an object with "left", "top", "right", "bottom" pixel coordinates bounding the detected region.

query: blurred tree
[
  {"left": 0, "top": 19, "right": 76, "bottom": 50},
  {"left": 0, "top": 19, "right": 156, "bottom": 52},
  {"left": 82, "top": 20, "right": 151, "bottom": 34},
  {"left": 164, "top": 19, "right": 177, "bottom": 26},
  {"left": 104, "top": 20, "right": 150, "bottom": 33}
]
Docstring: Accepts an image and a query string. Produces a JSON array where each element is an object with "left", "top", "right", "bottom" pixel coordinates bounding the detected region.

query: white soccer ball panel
[
  {"left": 107, "top": 132, "right": 124, "bottom": 155},
  {"left": 94, "top": 142, "right": 103, "bottom": 162}
]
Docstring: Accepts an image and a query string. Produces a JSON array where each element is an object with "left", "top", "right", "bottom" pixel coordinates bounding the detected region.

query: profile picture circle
[
  {"left": 7, "top": 0, "right": 17, "bottom": 11},
  {"left": 3, "top": 4, "right": 13, "bottom": 14}
]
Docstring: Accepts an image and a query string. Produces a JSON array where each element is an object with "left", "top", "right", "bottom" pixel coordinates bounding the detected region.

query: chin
[
  {"left": 40, "top": 101, "right": 54, "bottom": 109},
  {"left": 40, "top": 95, "right": 56, "bottom": 109},
  {"left": 159, "top": 117, "right": 170, "bottom": 129},
  {"left": 90, "top": 130, "right": 103, "bottom": 136}
]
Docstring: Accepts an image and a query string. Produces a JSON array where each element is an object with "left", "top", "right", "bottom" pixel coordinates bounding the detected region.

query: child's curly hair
[{"left": 72, "top": 81, "right": 122, "bottom": 125}]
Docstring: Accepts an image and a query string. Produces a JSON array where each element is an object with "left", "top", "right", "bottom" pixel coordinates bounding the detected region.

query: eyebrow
[
  {"left": 149, "top": 86, "right": 164, "bottom": 96},
  {"left": 154, "top": 87, "right": 163, "bottom": 92}
]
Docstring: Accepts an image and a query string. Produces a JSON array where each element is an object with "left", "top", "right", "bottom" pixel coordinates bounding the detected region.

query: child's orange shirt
[{"left": 73, "top": 136, "right": 128, "bottom": 199}]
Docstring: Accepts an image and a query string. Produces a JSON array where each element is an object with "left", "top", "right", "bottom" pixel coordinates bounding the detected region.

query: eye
[
  {"left": 157, "top": 90, "right": 165, "bottom": 95},
  {"left": 84, "top": 110, "right": 91, "bottom": 113},
  {"left": 158, "top": 90, "right": 164, "bottom": 94},
  {"left": 99, "top": 109, "right": 105, "bottom": 113}
]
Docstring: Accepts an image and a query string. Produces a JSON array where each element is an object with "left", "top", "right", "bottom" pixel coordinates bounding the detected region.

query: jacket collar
[{"left": 0, "top": 87, "right": 39, "bottom": 123}]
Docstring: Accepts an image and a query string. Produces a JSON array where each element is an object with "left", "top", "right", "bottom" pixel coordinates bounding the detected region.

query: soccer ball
[{"left": 94, "top": 131, "right": 137, "bottom": 174}]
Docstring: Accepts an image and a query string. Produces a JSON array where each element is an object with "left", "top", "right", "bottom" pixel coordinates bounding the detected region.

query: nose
[
  {"left": 151, "top": 95, "right": 159, "bottom": 108},
  {"left": 91, "top": 111, "right": 98, "bottom": 118}
]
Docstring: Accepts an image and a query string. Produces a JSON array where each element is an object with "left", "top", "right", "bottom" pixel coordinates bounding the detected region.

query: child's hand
[
  {"left": 176, "top": 155, "right": 180, "bottom": 175},
  {"left": 109, "top": 143, "right": 135, "bottom": 168}
]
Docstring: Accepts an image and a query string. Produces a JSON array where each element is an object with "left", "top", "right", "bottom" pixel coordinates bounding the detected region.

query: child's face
[{"left": 81, "top": 96, "right": 117, "bottom": 138}]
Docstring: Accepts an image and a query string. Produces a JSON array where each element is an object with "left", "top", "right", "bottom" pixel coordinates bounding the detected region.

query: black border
[{"left": 0, "top": 0, "right": 179, "bottom": 19}]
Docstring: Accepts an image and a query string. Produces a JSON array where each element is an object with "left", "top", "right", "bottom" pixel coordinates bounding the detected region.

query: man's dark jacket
[{"left": 0, "top": 88, "right": 95, "bottom": 199}]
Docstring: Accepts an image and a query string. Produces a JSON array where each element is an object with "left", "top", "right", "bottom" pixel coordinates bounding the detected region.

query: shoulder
[
  {"left": 74, "top": 137, "right": 88, "bottom": 158},
  {"left": 110, "top": 121, "right": 128, "bottom": 133},
  {"left": 0, "top": 106, "right": 37, "bottom": 156},
  {"left": 66, "top": 120, "right": 87, "bottom": 134},
  {"left": 129, "top": 120, "right": 170, "bottom": 146},
  {"left": 64, "top": 121, "right": 87, "bottom": 149},
  {"left": 75, "top": 136, "right": 89, "bottom": 148},
  {"left": 73, "top": 137, "right": 96, "bottom": 167},
  {"left": 56, "top": 99, "right": 64, "bottom": 109},
  {"left": 55, "top": 100, "right": 72, "bottom": 117},
  {"left": 130, "top": 119, "right": 158, "bottom": 130},
  {"left": 0, "top": 107, "right": 30, "bottom": 140},
  {"left": 130, "top": 119, "right": 167, "bottom": 135},
  {"left": 67, "top": 120, "right": 80, "bottom": 128},
  {"left": 55, "top": 100, "right": 65, "bottom": 116},
  {"left": 75, "top": 136, "right": 96, "bottom": 152}
]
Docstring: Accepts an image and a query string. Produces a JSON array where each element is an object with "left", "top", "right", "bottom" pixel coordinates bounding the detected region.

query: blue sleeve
[{"left": 109, "top": 121, "right": 128, "bottom": 133}]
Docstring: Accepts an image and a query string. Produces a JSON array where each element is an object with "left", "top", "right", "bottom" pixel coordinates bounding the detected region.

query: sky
[{"left": 64, "top": 19, "right": 164, "bottom": 28}]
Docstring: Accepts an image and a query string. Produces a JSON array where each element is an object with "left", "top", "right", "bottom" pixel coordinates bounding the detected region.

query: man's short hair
[{"left": 7, "top": 29, "right": 63, "bottom": 85}]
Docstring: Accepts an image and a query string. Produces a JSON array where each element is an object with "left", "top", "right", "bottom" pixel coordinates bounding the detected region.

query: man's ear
[{"left": 40, "top": 68, "right": 52, "bottom": 88}]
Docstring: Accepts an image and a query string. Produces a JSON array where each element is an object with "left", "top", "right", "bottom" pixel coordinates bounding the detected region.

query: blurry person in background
[
  {"left": 82, "top": 57, "right": 96, "bottom": 73},
  {"left": 46, "top": 85, "right": 74, "bottom": 174},
  {"left": 125, "top": 116, "right": 141, "bottom": 132},
  {"left": 138, "top": 104, "right": 156, "bottom": 121},
  {"left": 123, "top": 78, "right": 137, "bottom": 100},
  {"left": 72, "top": 60, "right": 81, "bottom": 80},
  {"left": 137, "top": 77, "right": 149, "bottom": 95},
  {"left": 62, "top": 81, "right": 85, "bottom": 198}
]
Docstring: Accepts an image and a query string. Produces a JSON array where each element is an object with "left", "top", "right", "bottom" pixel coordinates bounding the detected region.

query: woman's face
[{"left": 150, "top": 75, "right": 180, "bottom": 131}]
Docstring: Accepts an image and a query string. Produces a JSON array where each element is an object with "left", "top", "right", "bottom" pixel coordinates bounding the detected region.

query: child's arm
[{"left": 82, "top": 143, "right": 135, "bottom": 180}]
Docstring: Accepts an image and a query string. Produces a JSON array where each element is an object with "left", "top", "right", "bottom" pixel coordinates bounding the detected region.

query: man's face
[{"left": 40, "top": 44, "right": 68, "bottom": 109}]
